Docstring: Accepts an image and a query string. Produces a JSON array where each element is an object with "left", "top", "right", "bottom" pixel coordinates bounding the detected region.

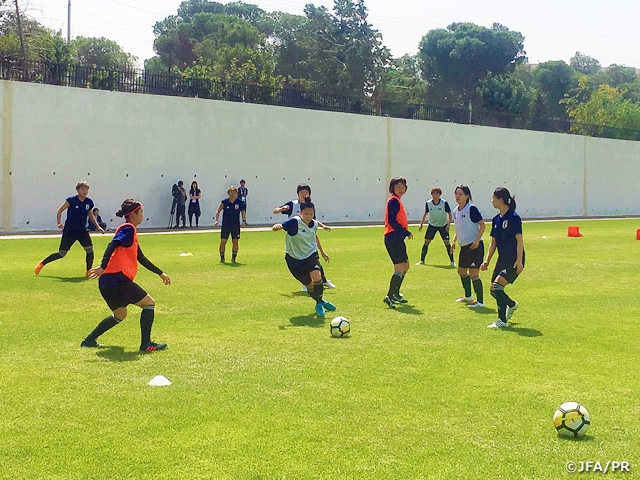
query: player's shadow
[
  {"left": 467, "top": 306, "right": 497, "bottom": 315},
  {"left": 95, "top": 346, "right": 142, "bottom": 362},
  {"left": 287, "top": 314, "right": 325, "bottom": 328},
  {"left": 502, "top": 322, "right": 543, "bottom": 337},
  {"left": 394, "top": 304, "right": 424, "bottom": 315},
  {"left": 46, "top": 276, "right": 89, "bottom": 283},
  {"left": 429, "top": 265, "right": 458, "bottom": 270},
  {"left": 221, "top": 262, "right": 243, "bottom": 267}
]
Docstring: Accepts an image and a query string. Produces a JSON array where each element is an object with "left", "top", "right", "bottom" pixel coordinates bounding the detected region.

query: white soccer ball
[
  {"left": 553, "top": 401, "right": 590, "bottom": 438},
  {"left": 330, "top": 316, "right": 350, "bottom": 338}
]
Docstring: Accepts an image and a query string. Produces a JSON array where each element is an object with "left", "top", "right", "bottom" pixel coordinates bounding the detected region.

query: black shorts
[
  {"left": 285, "top": 253, "right": 320, "bottom": 285},
  {"left": 221, "top": 224, "right": 241, "bottom": 240},
  {"left": 385, "top": 238, "right": 408, "bottom": 265},
  {"left": 59, "top": 230, "right": 93, "bottom": 251},
  {"left": 458, "top": 242, "right": 484, "bottom": 269},
  {"left": 425, "top": 224, "right": 450, "bottom": 242},
  {"left": 99, "top": 279, "right": 148, "bottom": 311},
  {"left": 491, "top": 261, "right": 522, "bottom": 284}
]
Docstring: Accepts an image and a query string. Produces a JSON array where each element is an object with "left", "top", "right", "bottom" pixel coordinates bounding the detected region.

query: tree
[
  {"left": 477, "top": 72, "right": 530, "bottom": 115},
  {"left": 570, "top": 52, "right": 601, "bottom": 75},
  {"left": 380, "top": 54, "right": 428, "bottom": 105},
  {"left": 532, "top": 60, "right": 577, "bottom": 119},
  {"left": 418, "top": 22, "right": 526, "bottom": 107},
  {"left": 70, "top": 36, "right": 137, "bottom": 70}
]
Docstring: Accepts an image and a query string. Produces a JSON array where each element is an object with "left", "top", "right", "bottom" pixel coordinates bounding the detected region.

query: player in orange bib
[
  {"left": 383, "top": 177, "right": 413, "bottom": 308},
  {"left": 81, "top": 199, "right": 171, "bottom": 352}
]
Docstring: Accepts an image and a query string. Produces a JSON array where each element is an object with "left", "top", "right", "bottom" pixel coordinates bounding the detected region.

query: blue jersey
[
  {"left": 490, "top": 210, "right": 525, "bottom": 266},
  {"left": 64, "top": 196, "right": 94, "bottom": 233},
  {"left": 221, "top": 198, "right": 245, "bottom": 226}
]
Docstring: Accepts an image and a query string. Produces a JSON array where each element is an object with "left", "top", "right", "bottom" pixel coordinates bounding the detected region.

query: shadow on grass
[
  {"left": 394, "top": 304, "right": 424, "bottom": 315},
  {"left": 45, "top": 275, "right": 89, "bottom": 283},
  {"left": 429, "top": 264, "right": 458, "bottom": 270},
  {"left": 287, "top": 314, "right": 326, "bottom": 328},
  {"left": 467, "top": 306, "right": 497, "bottom": 315},
  {"left": 96, "top": 346, "right": 142, "bottom": 362},
  {"left": 556, "top": 434, "right": 594, "bottom": 442},
  {"left": 505, "top": 323, "right": 543, "bottom": 337},
  {"left": 220, "top": 262, "right": 243, "bottom": 267}
]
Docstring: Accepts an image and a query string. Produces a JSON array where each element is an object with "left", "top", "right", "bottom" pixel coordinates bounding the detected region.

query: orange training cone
[
  {"left": 568, "top": 226, "right": 582, "bottom": 237},
  {"left": 636, "top": 229, "right": 640, "bottom": 240}
]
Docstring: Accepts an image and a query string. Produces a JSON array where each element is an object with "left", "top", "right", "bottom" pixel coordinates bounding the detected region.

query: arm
[
  {"left": 387, "top": 198, "right": 411, "bottom": 239},
  {"left": 273, "top": 202, "right": 292, "bottom": 215},
  {"left": 88, "top": 210, "right": 105, "bottom": 234},
  {"left": 56, "top": 201, "right": 70, "bottom": 229},
  {"left": 514, "top": 233, "right": 524, "bottom": 273},
  {"left": 470, "top": 220, "right": 485, "bottom": 249},
  {"left": 480, "top": 237, "right": 497, "bottom": 271},
  {"left": 138, "top": 246, "right": 171, "bottom": 285},
  {"left": 316, "top": 235, "right": 329, "bottom": 262},
  {"left": 418, "top": 211, "right": 428, "bottom": 231},
  {"left": 316, "top": 219, "right": 331, "bottom": 231},
  {"left": 88, "top": 239, "right": 121, "bottom": 279},
  {"left": 446, "top": 211, "right": 452, "bottom": 232},
  {"left": 214, "top": 202, "right": 224, "bottom": 226},
  {"left": 450, "top": 233, "right": 457, "bottom": 254}
]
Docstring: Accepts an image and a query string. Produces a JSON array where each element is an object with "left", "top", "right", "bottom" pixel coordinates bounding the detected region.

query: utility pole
[
  {"left": 67, "top": 0, "right": 71, "bottom": 43},
  {"left": 14, "top": 0, "right": 27, "bottom": 59}
]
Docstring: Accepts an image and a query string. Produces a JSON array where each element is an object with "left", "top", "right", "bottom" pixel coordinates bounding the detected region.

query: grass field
[{"left": 1, "top": 219, "right": 639, "bottom": 479}]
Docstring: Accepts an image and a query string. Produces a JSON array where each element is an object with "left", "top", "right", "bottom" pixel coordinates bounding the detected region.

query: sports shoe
[
  {"left": 506, "top": 301, "right": 519, "bottom": 319},
  {"left": 467, "top": 301, "right": 485, "bottom": 308},
  {"left": 315, "top": 303, "right": 325, "bottom": 317},
  {"left": 301, "top": 285, "right": 308, "bottom": 292},
  {"left": 34, "top": 261, "right": 44, "bottom": 275},
  {"left": 456, "top": 296, "right": 474, "bottom": 303},
  {"left": 140, "top": 342, "right": 167, "bottom": 352},
  {"left": 391, "top": 293, "right": 408, "bottom": 303},
  {"left": 323, "top": 280, "right": 336, "bottom": 289},
  {"left": 415, "top": 260, "right": 425, "bottom": 265},
  {"left": 383, "top": 296, "right": 396, "bottom": 309},
  {"left": 450, "top": 261, "right": 456, "bottom": 267},
  {"left": 322, "top": 300, "right": 337, "bottom": 312},
  {"left": 80, "top": 338, "right": 103, "bottom": 348},
  {"left": 220, "top": 258, "right": 225, "bottom": 263},
  {"left": 487, "top": 319, "right": 509, "bottom": 329}
]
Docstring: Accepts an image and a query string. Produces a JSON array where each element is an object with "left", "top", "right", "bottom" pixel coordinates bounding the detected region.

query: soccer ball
[
  {"left": 330, "top": 316, "right": 350, "bottom": 338},
  {"left": 553, "top": 402, "right": 590, "bottom": 438}
]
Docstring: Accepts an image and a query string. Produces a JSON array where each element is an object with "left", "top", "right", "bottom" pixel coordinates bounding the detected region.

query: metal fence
[{"left": 2, "top": 57, "right": 639, "bottom": 141}]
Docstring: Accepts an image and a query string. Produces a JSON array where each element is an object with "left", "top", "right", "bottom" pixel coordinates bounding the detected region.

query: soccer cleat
[
  {"left": 323, "top": 280, "right": 336, "bottom": 289},
  {"left": 140, "top": 342, "right": 167, "bottom": 352},
  {"left": 467, "top": 301, "right": 485, "bottom": 308},
  {"left": 391, "top": 293, "right": 408, "bottom": 303},
  {"left": 322, "top": 300, "right": 337, "bottom": 312},
  {"left": 450, "top": 261, "right": 456, "bottom": 267},
  {"left": 301, "top": 285, "right": 308, "bottom": 292},
  {"left": 383, "top": 296, "right": 396, "bottom": 309},
  {"left": 231, "top": 259, "right": 237, "bottom": 264},
  {"left": 80, "top": 338, "right": 103, "bottom": 348},
  {"left": 506, "top": 301, "right": 519, "bottom": 319},
  {"left": 315, "top": 303, "right": 325, "bottom": 317},
  {"left": 415, "top": 260, "right": 425, "bottom": 265},
  {"left": 456, "top": 296, "right": 474, "bottom": 303},
  {"left": 34, "top": 261, "right": 44, "bottom": 275},
  {"left": 487, "top": 319, "right": 509, "bottom": 329},
  {"left": 220, "top": 258, "right": 225, "bottom": 263}
]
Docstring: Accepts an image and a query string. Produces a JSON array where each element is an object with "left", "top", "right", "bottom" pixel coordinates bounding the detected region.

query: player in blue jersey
[
  {"left": 416, "top": 187, "right": 455, "bottom": 266},
  {"left": 35, "top": 181, "right": 105, "bottom": 276},
  {"left": 273, "top": 183, "right": 335, "bottom": 289},
  {"left": 451, "top": 185, "right": 486, "bottom": 308},
  {"left": 272, "top": 200, "right": 336, "bottom": 317},
  {"left": 215, "top": 185, "right": 246, "bottom": 263},
  {"left": 481, "top": 187, "right": 525, "bottom": 329}
]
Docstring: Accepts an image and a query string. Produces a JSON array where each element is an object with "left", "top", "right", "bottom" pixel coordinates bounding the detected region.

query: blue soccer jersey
[
  {"left": 221, "top": 198, "right": 246, "bottom": 226},
  {"left": 65, "top": 196, "right": 94, "bottom": 233},
  {"left": 490, "top": 210, "right": 525, "bottom": 266}
]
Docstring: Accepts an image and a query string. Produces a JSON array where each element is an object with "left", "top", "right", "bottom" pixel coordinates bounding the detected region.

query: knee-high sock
[
  {"left": 460, "top": 274, "right": 472, "bottom": 298},
  {"left": 85, "top": 248, "right": 94, "bottom": 271},
  {"left": 85, "top": 314, "right": 120, "bottom": 341},
  {"left": 318, "top": 262, "right": 327, "bottom": 283},
  {"left": 490, "top": 283, "right": 514, "bottom": 320},
  {"left": 42, "top": 251, "right": 65, "bottom": 265},
  {"left": 307, "top": 280, "right": 324, "bottom": 303},
  {"left": 471, "top": 276, "right": 483, "bottom": 304},
  {"left": 445, "top": 243, "right": 454, "bottom": 262},
  {"left": 420, "top": 243, "right": 429, "bottom": 262},
  {"left": 140, "top": 306, "right": 155, "bottom": 345},
  {"left": 388, "top": 271, "right": 403, "bottom": 297}
]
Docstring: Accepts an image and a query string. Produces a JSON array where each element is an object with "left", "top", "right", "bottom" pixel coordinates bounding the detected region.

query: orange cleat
[{"left": 34, "top": 262, "right": 45, "bottom": 275}]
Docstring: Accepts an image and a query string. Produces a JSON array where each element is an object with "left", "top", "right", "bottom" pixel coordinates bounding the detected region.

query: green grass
[{"left": 1, "top": 220, "right": 639, "bottom": 479}]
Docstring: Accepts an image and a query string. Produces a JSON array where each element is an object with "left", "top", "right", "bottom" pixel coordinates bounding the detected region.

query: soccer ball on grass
[
  {"left": 553, "top": 401, "right": 590, "bottom": 438},
  {"left": 330, "top": 316, "right": 350, "bottom": 338}
]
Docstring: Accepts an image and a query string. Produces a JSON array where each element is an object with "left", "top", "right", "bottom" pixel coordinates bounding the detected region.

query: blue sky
[{"left": 24, "top": 0, "right": 640, "bottom": 69}]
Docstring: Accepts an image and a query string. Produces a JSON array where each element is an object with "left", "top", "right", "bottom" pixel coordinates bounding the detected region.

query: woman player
[
  {"left": 81, "top": 199, "right": 171, "bottom": 352},
  {"left": 481, "top": 187, "right": 525, "bottom": 328},
  {"left": 451, "top": 185, "right": 486, "bottom": 308},
  {"left": 383, "top": 177, "right": 413, "bottom": 308}
]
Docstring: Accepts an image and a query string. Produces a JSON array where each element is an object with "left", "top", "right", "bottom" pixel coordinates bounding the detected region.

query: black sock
[
  {"left": 388, "top": 272, "right": 403, "bottom": 297},
  {"left": 42, "top": 252, "right": 64, "bottom": 265},
  {"left": 319, "top": 263, "right": 327, "bottom": 283},
  {"left": 85, "top": 315, "right": 119, "bottom": 341},
  {"left": 421, "top": 243, "right": 429, "bottom": 262},
  {"left": 490, "top": 283, "right": 513, "bottom": 320},
  {"left": 232, "top": 251, "right": 237, "bottom": 261},
  {"left": 460, "top": 274, "right": 472, "bottom": 297},
  {"left": 220, "top": 252, "right": 225, "bottom": 261},
  {"left": 471, "top": 276, "right": 483, "bottom": 303},
  {"left": 140, "top": 306, "right": 155, "bottom": 346},
  {"left": 445, "top": 243, "right": 454, "bottom": 262},
  {"left": 85, "top": 250, "right": 94, "bottom": 271},
  {"left": 307, "top": 281, "right": 324, "bottom": 303}
]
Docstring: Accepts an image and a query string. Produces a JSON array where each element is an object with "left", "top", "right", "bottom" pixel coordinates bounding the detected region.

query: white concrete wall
[{"left": 0, "top": 80, "right": 639, "bottom": 232}]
